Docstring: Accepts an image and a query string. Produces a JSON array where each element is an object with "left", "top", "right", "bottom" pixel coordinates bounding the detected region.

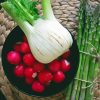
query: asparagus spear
[
  {"left": 77, "top": 6, "right": 95, "bottom": 98},
  {"left": 66, "top": 1, "right": 86, "bottom": 99},
  {"left": 70, "top": 1, "right": 89, "bottom": 99},
  {"left": 76, "top": 15, "right": 90, "bottom": 100},
  {"left": 85, "top": 7, "right": 100, "bottom": 99},
  {"left": 65, "top": 81, "right": 74, "bottom": 100}
]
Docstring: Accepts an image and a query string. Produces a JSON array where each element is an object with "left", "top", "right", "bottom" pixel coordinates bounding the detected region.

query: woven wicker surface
[{"left": 0, "top": 0, "right": 100, "bottom": 100}]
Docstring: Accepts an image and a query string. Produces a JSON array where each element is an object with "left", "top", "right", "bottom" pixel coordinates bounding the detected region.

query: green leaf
[
  {"left": 5, "top": 0, "right": 39, "bottom": 20},
  {"left": 19, "top": 0, "right": 39, "bottom": 18}
]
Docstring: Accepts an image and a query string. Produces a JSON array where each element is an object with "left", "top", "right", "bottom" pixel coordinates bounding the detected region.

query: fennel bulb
[{"left": 1, "top": 0, "right": 73, "bottom": 63}]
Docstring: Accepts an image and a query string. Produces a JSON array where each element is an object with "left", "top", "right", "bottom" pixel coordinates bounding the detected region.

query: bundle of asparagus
[{"left": 66, "top": 0, "right": 100, "bottom": 100}]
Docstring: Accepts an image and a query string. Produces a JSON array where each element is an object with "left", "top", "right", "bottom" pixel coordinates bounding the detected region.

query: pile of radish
[{"left": 6, "top": 35, "right": 71, "bottom": 93}]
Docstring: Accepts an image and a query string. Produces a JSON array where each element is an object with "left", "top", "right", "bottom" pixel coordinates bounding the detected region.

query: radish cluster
[{"left": 6, "top": 35, "right": 71, "bottom": 93}]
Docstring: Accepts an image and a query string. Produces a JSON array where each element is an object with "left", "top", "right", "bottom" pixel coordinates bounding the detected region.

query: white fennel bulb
[{"left": 1, "top": 0, "right": 73, "bottom": 63}]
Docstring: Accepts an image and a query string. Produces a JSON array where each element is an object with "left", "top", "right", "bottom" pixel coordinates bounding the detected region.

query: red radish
[
  {"left": 23, "top": 35, "right": 27, "bottom": 42},
  {"left": 38, "top": 70, "right": 53, "bottom": 85},
  {"left": 61, "top": 59, "right": 71, "bottom": 72},
  {"left": 23, "top": 53, "right": 35, "bottom": 67},
  {"left": 14, "top": 64, "right": 24, "bottom": 77},
  {"left": 25, "top": 77, "right": 34, "bottom": 85},
  {"left": 24, "top": 67, "right": 37, "bottom": 78},
  {"left": 7, "top": 51, "right": 21, "bottom": 65},
  {"left": 20, "top": 42, "right": 30, "bottom": 53},
  {"left": 13, "top": 43, "right": 21, "bottom": 52},
  {"left": 49, "top": 60, "right": 61, "bottom": 73},
  {"left": 53, "top": 71, "right": 65, "bottom": 83},
  {"left": 32, "top": 81, "right": 45, "bottom": 93},
  {"left": 33, "top": 62, "right": 44, "bottom": 72},
  {"left": 62, "top": 50, "right": 70, "bottom": 59}
]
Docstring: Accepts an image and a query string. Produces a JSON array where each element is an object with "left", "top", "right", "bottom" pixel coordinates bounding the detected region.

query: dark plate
[{"left": 1, "top": 26, "right": 79, "bottom": 97}]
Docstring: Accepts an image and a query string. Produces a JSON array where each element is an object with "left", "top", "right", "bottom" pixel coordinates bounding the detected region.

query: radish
[
  {"left": 23, "top": 53, "right": 35, "bottom": 67},
  {"left": 7, "top": 51, "right": 21, "bottom": 65},
  {"left": 61, "top": 59, "right": 71, "bottom": 72},
  {"left": 14, "top": 64, "right": 24, "bottom": 77},
  {"left": 20, "top": 42, "right": 30, "bottom": 53},
  {"left": 62, "top": 50, "right": 70, "bottom": 59},
  {"left": 38, "top": 70, "right": 53, "bottom": 85},
  {"left": 24, "top": 67, "right": 36, "bottom": 78},
  {"left": 13, "top": 43, "right": 21, "bottom": 52},
  {"left": 53, "top": 71, "right": 65, "bottom": 83},
  {"left": 32, "top": 81, "right": 45, "bottom": 93},
  {"left": 33, "top": 62, "right": 45, "bottom": 72},
  {"left": 49, "top": 60, "right": 61, "bottom": 73}
]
